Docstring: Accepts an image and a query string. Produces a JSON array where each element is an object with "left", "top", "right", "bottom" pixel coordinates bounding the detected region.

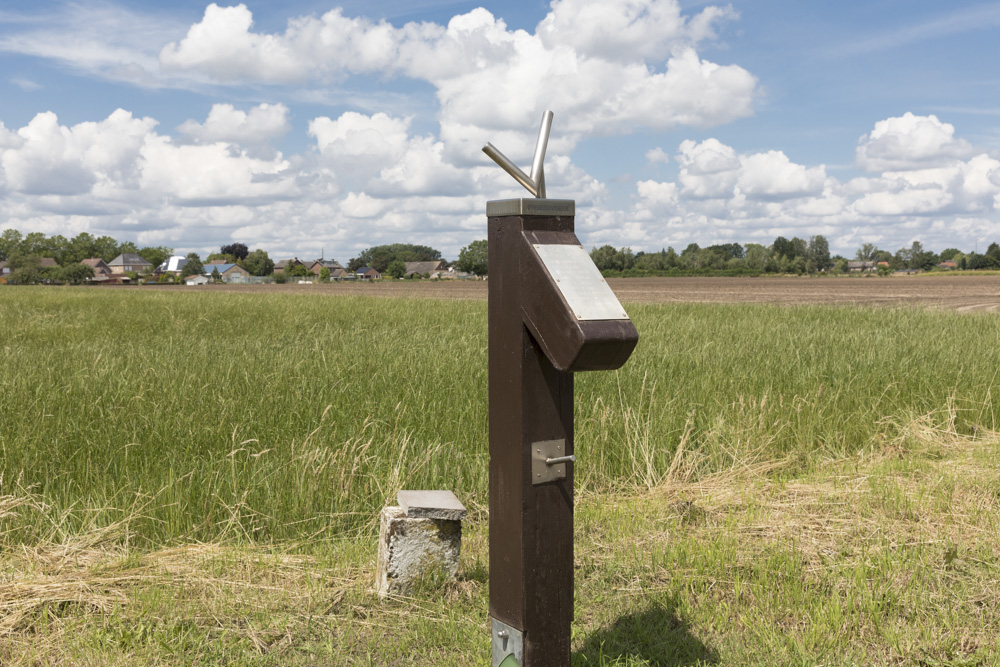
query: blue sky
[{"left": 1, "top": 0, "right": 999, "bottom": 261}]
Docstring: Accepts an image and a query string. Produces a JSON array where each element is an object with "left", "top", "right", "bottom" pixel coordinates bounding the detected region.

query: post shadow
[{"left": 573, "top": 600, "right": 719, "bottom": 666}]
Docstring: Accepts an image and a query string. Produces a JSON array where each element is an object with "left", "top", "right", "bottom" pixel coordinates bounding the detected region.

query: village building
[
  {"left": 274, "top": 258, "right": 305, "bottom": 274},
  {"left": 403, "top": 260, "right": 445, "bottom": 278},
  {"left": 206, "top": 263, "right": 250, "bottom": 283},
  {"left": 81, "top": 258, "right": 113, "bottom": 279},
  {"left": 308, "top": 259, "right": 345, "bottom": 277},
  {"left": 108, "top": 253, "right": 153, "bottom": 274},
  {"left": 157, "top": 256, "right": 188, "bottom": 274}
]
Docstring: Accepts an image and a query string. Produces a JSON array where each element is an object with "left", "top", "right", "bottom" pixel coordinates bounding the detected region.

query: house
[
  {"left": 109, "top": 253, "right": 153, "bottom": 274},
  {"left": 81, "top": 258, "right": 113, "bottom": 278},
  {"left": 39, "top": 257, "right": 58, "bottom": 269},
  {"left": 0, "top": 261, "right": 8, "bottom": 276},
  {"left": 847, "top": 260, "right": 876, "bottom": 273},
  {"left": 206, "top": 263, "right": 250, "bottom": 283},
  {"left": 157, "top": 256, "right": 188, "bottom": 274},
  {"left": 938, "top": 260, "right": 958, "bottom": 270},
  {"left": 330, "top": 267, "right": 348, "bottom": 279},
  {"left": 274, "top": 258, "right": 305, "bottom": 274},
  {"left": 308, "top": 259, "right": 344, "bottom": 276},
  {"left": 356, "top": 266, "right": 381, "bottom": 280},
  {"left": 403, "top": 260, "right": 444, "bottom": 278},
  {"left": 185, "top": 274, "right": 209, "bottom": 285}
]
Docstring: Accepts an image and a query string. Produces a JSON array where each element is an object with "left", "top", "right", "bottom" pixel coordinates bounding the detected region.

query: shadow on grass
[{"left": 574, "top": 600, "right": 718, "bottom": 666}]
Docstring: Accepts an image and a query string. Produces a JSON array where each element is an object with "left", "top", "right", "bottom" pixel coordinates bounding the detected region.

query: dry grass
[{"left": 3, "top": 416, "right": 1000, "bottom": 663}]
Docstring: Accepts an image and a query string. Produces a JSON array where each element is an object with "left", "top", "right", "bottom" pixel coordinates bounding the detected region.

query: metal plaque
[
  {"left": 531, "top": 244, "right": 629, "bottom": 321},
  {"left": 491, "top": 617, "right": 524, "bottom": 667}
]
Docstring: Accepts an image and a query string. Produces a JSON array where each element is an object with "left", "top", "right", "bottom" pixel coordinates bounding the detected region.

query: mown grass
[{"left": 2, "top": 286, "right": 1000, "bottom": 664}]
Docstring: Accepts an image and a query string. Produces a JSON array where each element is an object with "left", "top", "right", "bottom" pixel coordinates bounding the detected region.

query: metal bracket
[
  {"left": 491, "top": 617, "right": 524, "bottom": 667},
  {"left": 532, "top": 439, "right": 574, "bottom": 485}
]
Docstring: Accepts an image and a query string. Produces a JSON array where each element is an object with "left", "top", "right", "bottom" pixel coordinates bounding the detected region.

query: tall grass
[{"left": 2, "top": 288, "right": 999, "bottom": 546}]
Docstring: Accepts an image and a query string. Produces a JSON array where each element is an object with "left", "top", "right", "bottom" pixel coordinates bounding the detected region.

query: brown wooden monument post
[{"left": 484, "top": 113, "right": 639, "bottom": 666}]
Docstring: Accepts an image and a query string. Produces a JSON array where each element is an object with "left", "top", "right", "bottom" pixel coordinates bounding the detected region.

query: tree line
[
  {"left": 0, "top": 229, "right": 492, "bottom": 284},
  {"left": 589, "top": 236, "right": 1000, "bottom": 276}
]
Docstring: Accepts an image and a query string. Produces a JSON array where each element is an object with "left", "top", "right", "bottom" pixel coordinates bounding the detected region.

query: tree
[
  {"left": 6, "top": 254, "right": 43, "bottom": 284},
  {"left": 59, "top": 263, "right": 95, "bottom": 285},
  {"left": 590, "top": 245, "right": 620, "bottom": 271},
  {"left": 0, "top": 229, "right": 24, "bottom": 261},
  {"left": 180, "top": 253, "right": 204, "bottom": 278},
  {"left": 855, "top": 243, "right": 878, "bottom": 262},
  {"left": 287, "top": 262, "right": 310, "bottom": 278},
  {"left": 456, "top": 239, "right": 488, "bottom": 276},
  {"left": 986, "top": 242, "right": 1000, "bottom": 269},
  {"left": 387, "top": 260, "right": 406, "bottom": 279},
  {"left": 243, "top": 249, "right": 274, "bottom": 276},
  {"left": 744, "top": 244, "right": 769, "bottom": 272},
  {"left": 349, "top": 243, "right": 443, "bottom": 273},
  {"left": 772, "top": 236, "right": 795, "bottom": 260},
  {"left": 220, "top": 243, "right": 249, "bottom": 261},
  {"left": 939, "top": 248, "right": 962, "bottom": 261},
  {"left": 138, "top": 246, "right": 172, "bottom": 271},
  {"left": 807, "top": 235, "right": 830, "bottom": 270},
  {"left": 706, "top": 243, "right": 744, "bottom": 260},
  {"left": 320, "top": 266, "right": 331, "bottom": 281},
  {"left": 211, "top": 266, "right": 221, "bottom": 283},
  {"left": 964, "top": 252, "right": 984, "bottom": 270}
]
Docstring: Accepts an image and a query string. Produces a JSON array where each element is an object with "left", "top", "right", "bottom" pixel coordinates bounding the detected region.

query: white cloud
[
  {"left": 630, "top": 127, "right": 1000, "bottom": 251},
  {"left": 646, "top": 147, "right": 670, "bottom": 164},
  {"left": 676, "top": 138, "right": 739, "bottom": 198},
  {"left": 310, "top": 112, "right": 411, "bottom": 167},
  {"left": 178, "top": 103, "right": 291, "bottom": 144},
  {"left": 0, "top": 109, "right": 156, "bottom": 196},
  {"left": 340, "top": 192, "right": 385, "bottom": 218},
  {"left": 0, "top": 3, "right": 181, "bottom": 86},
  {"left": 158, "top": 1, "right": 757, "bottom": 157},
  {"left": 536, "top": 0, "right": 736, "bottom": 62},
  {"left": 139, "top": 137, "right": 295, "bottom": 203},
  {"left": 737, "top": 151, "right": 826, "bottom": 198},
  {"left": 160, "top": 4, "right": 303, "bottom": 83},
  {"left": 636, "top": 179, "right": 678, "bottom": 206},
  {"left": 856, "top": 113, "right": 974, "bottom": 171}
]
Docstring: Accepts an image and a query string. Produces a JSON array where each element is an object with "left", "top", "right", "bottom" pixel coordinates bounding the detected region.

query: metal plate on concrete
[
  {"left": 531, "top": 244, "right": 630, "bottom": 321},
  {"left": 487, "top": 199, "right": 575, "bottom": 217},
  {"left": 491, "top": 617, "right": 524, "bottom": 667}
]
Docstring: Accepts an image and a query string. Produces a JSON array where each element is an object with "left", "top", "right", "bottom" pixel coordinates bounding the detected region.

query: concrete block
[
  {"left": 398, "top": 490, "right": 467, "bottom": 521},
  {"left": 376, "top": 506, "right": 462, "bottom": 598}
]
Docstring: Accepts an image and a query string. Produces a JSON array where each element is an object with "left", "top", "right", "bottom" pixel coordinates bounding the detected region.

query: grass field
[{"left": 2, "top": 286, "right": 1000, "bottom": 665}]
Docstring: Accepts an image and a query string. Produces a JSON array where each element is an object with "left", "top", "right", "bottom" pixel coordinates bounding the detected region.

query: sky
[{"left": 1, "top": 0, "right": 999, "bottom": 262}]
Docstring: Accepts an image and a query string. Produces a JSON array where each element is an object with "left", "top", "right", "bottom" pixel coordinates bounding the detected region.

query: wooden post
[{"left": 488, "top": 199, "right": 638, "bottom": 666}]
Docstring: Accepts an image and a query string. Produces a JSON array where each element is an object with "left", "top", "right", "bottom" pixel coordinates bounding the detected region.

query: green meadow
[{"left": 2, "top": 287, "right": 999, "bottom": 665}]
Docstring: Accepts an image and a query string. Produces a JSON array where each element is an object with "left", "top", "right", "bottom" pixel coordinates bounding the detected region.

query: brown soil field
[{"left": 158, "top": 275, "right": 1000, "bottom": 312}]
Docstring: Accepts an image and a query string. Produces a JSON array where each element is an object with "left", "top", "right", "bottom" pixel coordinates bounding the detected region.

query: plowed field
[{"left": 162, "top": 275, "right": 1000, "bottom": 311}]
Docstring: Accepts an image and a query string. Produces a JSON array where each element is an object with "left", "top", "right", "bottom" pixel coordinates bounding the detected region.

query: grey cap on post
[{"left": 397, "top": 490, "right": 467, "bottom": 521}]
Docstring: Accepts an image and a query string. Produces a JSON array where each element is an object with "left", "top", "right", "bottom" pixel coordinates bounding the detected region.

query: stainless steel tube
[
  {"left": 483, "top": 142, "right": 539, "bottom": 197},
  {"left": 530, "top": 110, "right": 553, "bottom": 198}
]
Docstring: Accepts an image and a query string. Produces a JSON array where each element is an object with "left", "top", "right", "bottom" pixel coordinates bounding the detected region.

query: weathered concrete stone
[
  {"left": 398, "top": 490, "right": 467, "bottom": 521},
  {"left": 376, "top": 506, "right": 462, "bottom": 598}
]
